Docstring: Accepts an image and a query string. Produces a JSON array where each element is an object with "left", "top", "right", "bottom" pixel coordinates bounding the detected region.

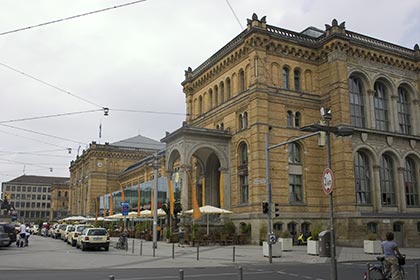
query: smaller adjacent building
[
  {"left": 1, "top": 175, "right": 69, "bottom": 222},
  {"left": 49, "top": 180, "right": 70, "bottom": 220}
]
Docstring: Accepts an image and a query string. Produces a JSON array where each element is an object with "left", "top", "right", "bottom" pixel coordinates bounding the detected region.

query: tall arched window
[
  {"left": 404, "top": 157, "right": 419, "bottom": 206},
  {"left": 354, "top": 151, "right": 371, "bottom": 204},
  {"left": 226, "top": 78, "right": 231, "bottom": 99},
  {"left": 214, "top": 85, "right": 219, "bottom": 106},
  {"left": 349, "top": 76, "right": 365, "bottom": 128},
  {"left": 239, "top": 69, "right": 245, "bottom": 92},
  {"left": 294, "top": 69, "right": 301, "bottom": 91},
  {"left": 238, "top": 142, "right": 248, "bottom": 204},
  {"left": 283, "top": 67, "right": 290, "bottom": 89},
  {"left": 374, "top": 82, "right": 388, "bottom": 131},
  {"left": 243, "top": 112, "right": 248, "bottom": 129},
  {"left": 295, "top": 112, "right": 301, "bottom": 128},
  {"left": 397, "top": 86, "right": 411, "bottom": 134},
  {"left": 380, "top": 154, "right": 395, "bottom": 206},
  {"left": 287, "top": 111, "right": 293, "bottom": 127},
  {"left": 288, "top": 143, "right": 302, "bottom": 203},
  {"left": 220, "top": 82, "right": 225, "bottom": 103},
  {"left": 209, "top": 89, "right": 213, "bottom": 109},
  {"left": 198, "top": 96, "right": 203, "bottom": 115},
  {"left": 239, "top": 114, "right": 243, "bottom": 130}
]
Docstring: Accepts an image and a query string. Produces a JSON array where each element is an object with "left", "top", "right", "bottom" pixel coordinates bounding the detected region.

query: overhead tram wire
[
  {"left": 0, "top": 123, "right": 86, "bottom": 145},
  {"left": 0, "top": 0, "right": 147, "bottom": 36},
  {"left": 0, "top": 61, "right": 104, "bottom": 109},
  {"left": 111, "top": 108, "right": 187, "bottom": 116},
  {"left": 0, "top": 109, "right": 103, "bottom": 124},
  {"left": 225, "top": 0, "right": 244, "bottom": 30},
  {"left": 0, "top": 129, "right": 72, "bottom": 150}
]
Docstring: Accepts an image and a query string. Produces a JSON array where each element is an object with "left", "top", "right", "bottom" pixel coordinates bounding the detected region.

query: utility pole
[{"left": 152, "top": 155, "right": 159, "bottom": 249}]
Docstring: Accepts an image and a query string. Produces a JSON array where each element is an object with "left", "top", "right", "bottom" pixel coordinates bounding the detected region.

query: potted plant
[
  {"left": 307, "top": 224, "right": 321, "bottom": 255},
  {"left": 278, "top": 230, "right": 293, "bottom": 251},
  {"left": 363, "top": 233, "right": 382, "bottom": 254}
]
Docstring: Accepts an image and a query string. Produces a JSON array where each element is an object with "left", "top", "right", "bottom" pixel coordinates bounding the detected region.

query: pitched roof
[
  {"left": 5, "top": 175, "right": 69, "bottom": 185},
  {"left": 111, "top": 135, "right": 165, "bottom": 151}
]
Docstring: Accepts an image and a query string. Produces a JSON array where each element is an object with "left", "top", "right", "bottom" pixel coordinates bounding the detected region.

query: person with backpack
[{"left": 382, "top": 232, "right": 403, "bottom": 280}]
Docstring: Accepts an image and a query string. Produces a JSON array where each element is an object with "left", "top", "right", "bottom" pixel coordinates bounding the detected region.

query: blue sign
[{"left": 121, "top": 202, "right": 129, "bottom": 216}]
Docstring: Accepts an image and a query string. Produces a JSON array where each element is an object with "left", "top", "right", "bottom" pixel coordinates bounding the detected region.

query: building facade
[
  {"left": 162, "top": 15, "right": 420, "bottom": 247},
  {"left": 1, "top": 175, "right": 69, "bottom": 223},
  {"left": 69, "top": 135, "right": 164, "bottom": 217},
  {"left": 49, "top": 180, "right": 70, "bottom": 220}
]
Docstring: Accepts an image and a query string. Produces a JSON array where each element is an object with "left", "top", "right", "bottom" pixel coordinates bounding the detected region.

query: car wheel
[
  {"left": 104, "top": 246, "right": 109, "bottom": 251},
  {"left": 81, "top": 243, "right": 86, "bottom": 251},
  {"left": 72, "top": 240, "right": 76, "bottom": 247}
]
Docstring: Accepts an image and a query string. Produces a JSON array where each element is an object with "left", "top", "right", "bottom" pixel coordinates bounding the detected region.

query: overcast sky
[{"left": 1, "top": 0, "right": 419, "bottom": 187}]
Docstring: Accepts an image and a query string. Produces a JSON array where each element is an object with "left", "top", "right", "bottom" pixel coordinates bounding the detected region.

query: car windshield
[{"left": 88, "top": 229, "right": 107, "bottom": 236}]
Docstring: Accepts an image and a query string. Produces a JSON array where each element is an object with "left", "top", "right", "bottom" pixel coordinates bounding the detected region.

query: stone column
[
  {"left": 390, "top": 94, "right": 399, "bottom": 133},
  {"left": 412, "top": 99, "right": 420, "bottom": 135},
  {"left": 366, "top": 89, "right": 375, "bottom": 129},
  {"left": 219, "top": 168, "right": 230, "bottom": 209},
  {"left": 180, "top": 165, "right": 191, "bottom": 212},
  {"left": 396, "top": 167, "right": 406, "bottom": 212},
  {"left": 372, "top": 165, "right": 381, "bottom": 213}
]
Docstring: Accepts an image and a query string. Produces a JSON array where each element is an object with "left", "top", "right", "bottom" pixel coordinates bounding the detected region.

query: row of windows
[
  {"left": 58, "top": 191, "right": 68, "bottom": 197},
  {"left": 349, "top": 76, "right": 416, "bottom": 134},
  {"left": 8, "top": 193, "right": 50, "bottom": 201},
  {"left": 18, "top": 210, "right": 50, "bottom": 219},
  {"left": 287, "top": 111, "right": 301, "bottom": 128},
  {"left": 10, "top": 201, "right": 50, "bottom": 209},
  {"left": 237, "top": 138, "right": 419, "bottom": 208},
  {"left": 3, "top": 185, "right": 50, "bottom": 193},
  {"left": 355, "top": 151, "right": 419, "bottom": 206}
]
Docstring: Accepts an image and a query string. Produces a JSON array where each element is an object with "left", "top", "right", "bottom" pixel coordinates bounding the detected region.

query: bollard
[
  {"left": 238, "top": 266, "right": 243, "bottom": 280},
  {"left": 153, "top": 244, "right": 156, "bottom": 257},
  {"left": 197, "top": 245, "right": 199, "bottom": 260},
  {"left": 415, "top": 263, "right": 419, "bottom": 280},
  {"left": 109, "top": 275, "right": 115, "bottom": 280},
  {"left": 132, "top": 239, "right": 135, "bottom": 254},
  {"left": 172, "top": 243, "right": 175, "bottom": 259},
  {"left": 179, "top": 269, "right": 184, "bottom": 280},
  {"left": 233, "top": 246, "right": 235, "bottom": 262},
  {"left": 140, "top": 240, "right": 143, "bottom": 256}
]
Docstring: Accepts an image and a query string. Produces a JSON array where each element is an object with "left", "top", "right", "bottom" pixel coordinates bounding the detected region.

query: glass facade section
[
  {"left": 349, "top": 77, "right": 365, "bottom": 127},
  {"left": 354, "top": 151, "right": 371, "bottom": 204}
]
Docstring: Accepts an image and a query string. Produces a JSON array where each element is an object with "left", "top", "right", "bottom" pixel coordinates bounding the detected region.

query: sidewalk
[{"left": 110, "top": 237, "right": 420, "bottom": 267}]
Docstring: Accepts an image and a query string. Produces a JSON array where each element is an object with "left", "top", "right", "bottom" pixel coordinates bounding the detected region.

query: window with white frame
[
  {"left": 288, "top": 143, "right": 303, "bottom": 203},
  {"left": 349, "top": 76, "right": 365, "bottom": 128},
  {"left": 397, "top": 86, "right": 411, "bottom": 134},
  {"left": 238, "top": 142, "right": 248, "bottom": 204},
  {"left": 374, "top": 82, "right": 388, "bottom": 131},
  {"left": 354, "top": 151, "right": 371, "bottom": 205}
]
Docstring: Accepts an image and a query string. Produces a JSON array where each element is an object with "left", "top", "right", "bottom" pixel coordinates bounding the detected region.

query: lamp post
[
  {"left": 153, "top": 155, "right": 159, "bottom": 249},
  {"left": 301, "top": 108, "right": 353, "bottom": 280}
]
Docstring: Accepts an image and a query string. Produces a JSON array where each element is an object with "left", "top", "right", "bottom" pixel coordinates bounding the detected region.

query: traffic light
[
  {"left": 271, "top": 203, "right": 280, "bottom": 217},
  {"left": 262, "top": 201, "right": 269, "bottom": 214}
]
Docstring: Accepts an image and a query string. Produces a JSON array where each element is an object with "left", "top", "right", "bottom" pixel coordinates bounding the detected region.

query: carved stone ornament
[
  {"left": 410, "top": 140, "right": 416, "bottom": 149},
  {"left": 386, "top": 136, "right": 393, "bottom": 146},
  {"left": 361, "top": 133, "right": 368, "bottom": 143}
]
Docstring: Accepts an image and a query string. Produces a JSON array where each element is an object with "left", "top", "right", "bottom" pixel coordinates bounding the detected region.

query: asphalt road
[{"left": 1, "top": 235, "right": 419, "bottom": 280}]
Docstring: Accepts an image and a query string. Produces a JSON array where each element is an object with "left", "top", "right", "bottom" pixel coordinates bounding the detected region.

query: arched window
[
  {"left": 209, "top": 89, "right": 213, "bottom": 109},
  {"left": 288, "top": 143, "right": 302, "bottom": 203},
  {"left": 354, "top": 151, "right": 371, "bottom": 204},
  {"left": 374, "top": 82, "right": 388, "bottom": 131},
  {"left": 404, "top": 157, "right": 419, "bottom": 206},
  {"left": 216, "top": 124, "right": 220, "bottom": 130},
  {"left": 220, "top": 123, "right": 224, "bottom": 130},
  {"left": 243, "top": 112, "right": 248, "bottom": 129},
  {"left": 239, "top": 114, "right": 244, "bottom": 130},
  {"left": 301, "top": 222, "right": 310, "bottom": 235},
  {"left": 287, "top": 111, "right": 293, "bottom": 127},
  {"left": 367, "top": 222, "right": 378, "bottom": 234},
  {"left": 238, "top": 142, "right": 248, "bottom": 204},
  {"left": 287, "top": 222, "right": 297, "bottom": 236},
  {"left": 349, "top": 76, "right": 365, "bottom": 128},
  {"left": 226, "top": 78, "right": 231, "bottom": 99},
  {"left": 294, "top": 69, "right": 301, "bottom": 91},
  {"left": 380, "top": 154, "right": 395, "bottom": 206},
  {"left": 220, "top": 82, "right": 225, "bottom": 103},
  {"left": 283, "top": 67, "right": 290, "bottom": 89},
  {"left": 58, "top": 191, "right": 61, "bottom": 197},
  {"left": 214, "top": 85, "right": 219, "bottom": 106},
  {"left": 198, "top": 96, "right": 203, "bottom": 115},
  {"left": 273, "top": 222, "right": 283, "bottom": 232},
  {"left": 397, "top": 87, "right": 411, "bottom": 134},
  {"left": 239, "top": 70, "right": 245, "bottom": 92},
  {"left": 295, "top": 112, "right": 301, "bottom": 128}
]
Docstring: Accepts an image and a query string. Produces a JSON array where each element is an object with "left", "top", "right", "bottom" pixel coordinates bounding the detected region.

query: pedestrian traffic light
[
  {"left": 271, "top": 203, "right": 280, "bottom": 217},
  {"left": 262, "top": 201, "right": 269, "bottom": 214}
]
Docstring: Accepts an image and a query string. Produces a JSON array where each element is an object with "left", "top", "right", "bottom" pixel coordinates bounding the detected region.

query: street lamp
[{"left": 301, "top": 108, "right": 353, "bottom": 280}]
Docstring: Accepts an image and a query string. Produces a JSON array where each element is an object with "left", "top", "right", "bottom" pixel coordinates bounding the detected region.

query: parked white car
[{"left": 76, "top": 228, "right": 110, "bottom": 251}]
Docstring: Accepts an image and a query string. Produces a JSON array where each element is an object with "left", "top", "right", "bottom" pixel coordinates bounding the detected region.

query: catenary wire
[
  {"left": 111, "top": 108, "right": 187, "bottom": 116},
  {"left": 0, "top": 109, "right": 103, "bottom": 124},
  {"left": 0, "top": 129, "right": 72, "bottom": 149},
  {"left": 0, "top": 0, "right": 147, "bottom": 36},
  {"left": 0, "top": 61, "right": 104, "bottom": 108},
  {"left": 225, "top": 0, "right": 244, "bottom": 30}
]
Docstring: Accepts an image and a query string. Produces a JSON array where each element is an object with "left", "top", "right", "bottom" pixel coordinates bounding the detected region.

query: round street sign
[{"left": 322, "top": 168, "right": 334, "bottom": 195}]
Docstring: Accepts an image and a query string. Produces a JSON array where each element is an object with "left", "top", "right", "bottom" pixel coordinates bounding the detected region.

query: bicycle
[
  {"left": 116, "top": 233, "right": 128, "bottom": 251},
  {"left": 364, "top": 255, "right": 405, "bottom": 280}
]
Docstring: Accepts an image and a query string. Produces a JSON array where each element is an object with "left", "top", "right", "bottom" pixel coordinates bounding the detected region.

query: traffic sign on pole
[{"left": 322, "top": 168, "right": 334, "bottom": 195}]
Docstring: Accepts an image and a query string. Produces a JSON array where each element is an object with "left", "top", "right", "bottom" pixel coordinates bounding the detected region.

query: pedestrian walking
[{"left": 381, "top": 232, "right": 403, "bottom": 280}]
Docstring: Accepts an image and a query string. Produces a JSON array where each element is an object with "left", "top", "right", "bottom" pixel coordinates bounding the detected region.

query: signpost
[
  {"left": 322, "top": 168, "right": 334, "bottom": 195},
  {"left": 121, "top": 201, "right": 129, "bottom": 231}
]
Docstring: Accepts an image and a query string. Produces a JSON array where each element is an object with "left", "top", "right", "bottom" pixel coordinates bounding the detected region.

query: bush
[
  {"left": 259, "top": 223, "right": 267, "bottom": 242},
  {"left": 223, "top": 221, "right": 236, "bottom": 236},
  {"left": 281, "top": 230, "right": 291, "bottom": 238},
  {"left": 311, "top": 224, "right": 322, "bottom": 241}
]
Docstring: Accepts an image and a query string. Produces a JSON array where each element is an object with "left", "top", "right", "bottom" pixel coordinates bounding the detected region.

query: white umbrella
[
  {"left": 107, "top": 213, "right": 123, "bottom": 219},
  {"left": 140, "top": 208, "right": 166, "bottom": 217},
  {"left": 62, "top": 216, "right": 87, "bottom": 222},
  {"left": 184, "top": 205, "right": 233, "bottom": 235},
  {"left": 86, "top": 217, "right": 112, "bottom": 222}
]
